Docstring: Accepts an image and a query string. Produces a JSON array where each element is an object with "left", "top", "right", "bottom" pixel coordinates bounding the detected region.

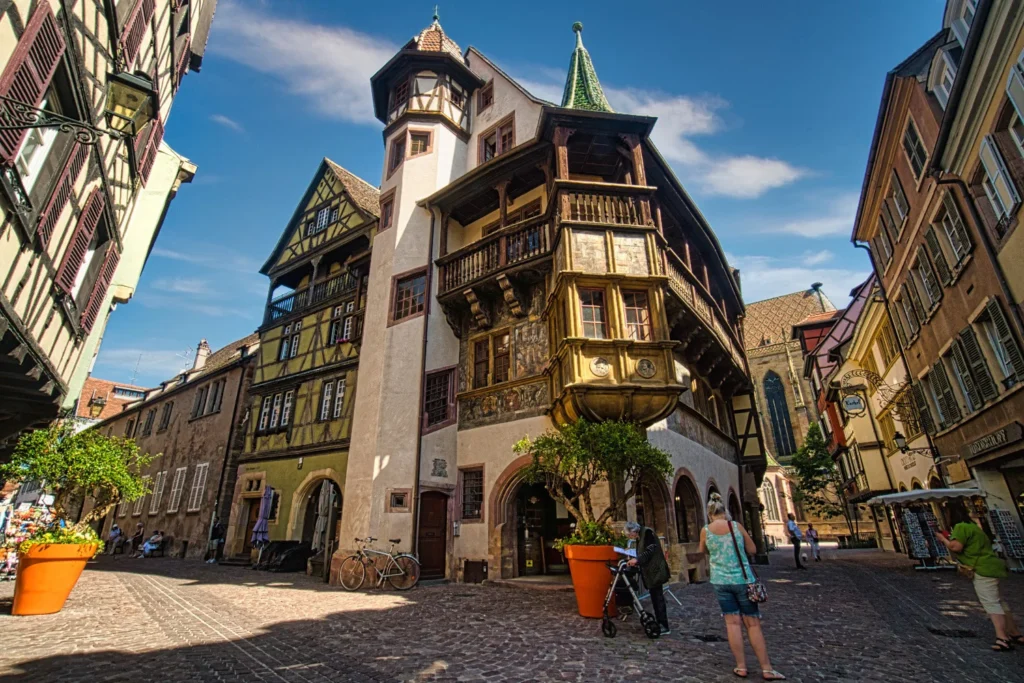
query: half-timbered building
[
  {"left": 0, "top": 0, "right": 216, "bottom": 453},
  {"left": 224, "top": 160, "right": 378, "bottom": 571},
  {"left": 315, "top": 17, "right": 769, "bottom": 584}
]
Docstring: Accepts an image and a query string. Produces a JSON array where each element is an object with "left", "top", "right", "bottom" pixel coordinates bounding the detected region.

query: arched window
[
  {"left": 673, "top": 477, "right": 702, "bottom": 544},
  {"left": 761, "top": 480, "right": 780, "bottom": 521},
  {"left": 763, "top": 371, "right": 797, "bottom": 457}
]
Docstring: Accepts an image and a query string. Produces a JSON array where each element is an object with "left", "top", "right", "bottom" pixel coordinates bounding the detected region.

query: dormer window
[
  {"left": 480, "top": 115, "right": 514, "bottom": 163},
  {"left": 479, "top": 82, "right": 494, "bottom": 111},
  {"left": 930, "top": 47, "right": 961, "bottom": 110},
  {"left": 951, "top": 0, "right": 977, "bottom": 47}
]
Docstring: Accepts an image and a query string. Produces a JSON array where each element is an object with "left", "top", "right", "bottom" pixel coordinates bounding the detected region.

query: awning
[{"left": 867, "top": 488, "right": 986, "bottom": 507}]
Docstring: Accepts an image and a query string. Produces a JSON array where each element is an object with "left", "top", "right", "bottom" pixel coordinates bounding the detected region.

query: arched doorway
[
  {"left": 636, "top": 476, "right": 672, "bottom": 540},
  {"left": 674, "top": 477, "right": 702, "bottom": 544},
  {"left": 418, "top": 491, "right": 449, "bottom": 580},
  {"left": 728, "top": 490, "right": 742, "bottom": 522},
  {"left": 911, "top": 479, "right": 923, "bottom": 490},
  {"left": 300, "top": 479, "right": 341, "bottom": 582},
  {"left": 514, "top": 482, "right": 573, "bottom": 577},
  {"left": 928, "top": 475, "right": 943, "bottom": 490}
]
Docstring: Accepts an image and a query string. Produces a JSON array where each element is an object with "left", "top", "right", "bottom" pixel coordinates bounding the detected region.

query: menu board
[
  {"left": 989, "top": 509, "right": 1024, "bottom": 560},
  {"left": 902, "top": 509, "right": 932, "bottom": 559}
]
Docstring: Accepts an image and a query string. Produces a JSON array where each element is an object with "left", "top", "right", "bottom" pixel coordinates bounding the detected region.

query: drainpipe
[
  {"left": 411, "top": 207, "right": 438, "bottom": 558},
  {"left": 932, "top": 175, "right": 1024, "bottom": 344}
]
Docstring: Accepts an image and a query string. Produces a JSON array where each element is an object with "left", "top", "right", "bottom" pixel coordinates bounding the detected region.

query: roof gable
[{"left": 743, "top": 288, "right": 835, "bottom": 350}]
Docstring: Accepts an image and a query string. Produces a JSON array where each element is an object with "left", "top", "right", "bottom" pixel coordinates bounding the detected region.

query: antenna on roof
[
  {"left": 128, "top": 354, "right": 142, "bottom": 386},
  {"left": 175, "top": 347, "right": 194, "bottom": 373}
]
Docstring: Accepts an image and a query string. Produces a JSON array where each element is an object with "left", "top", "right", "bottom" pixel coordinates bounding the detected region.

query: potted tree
[
  {"left": 514, "top": 419, "right": 671, "bottom": 618},
  {"left": 1, "top": 421, "right": 151, "bottom": 615}
]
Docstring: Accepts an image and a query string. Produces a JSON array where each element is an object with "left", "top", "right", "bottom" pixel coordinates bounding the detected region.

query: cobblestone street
[{"left": 0, "top": 550, "right": 1021, "bottom": 682}]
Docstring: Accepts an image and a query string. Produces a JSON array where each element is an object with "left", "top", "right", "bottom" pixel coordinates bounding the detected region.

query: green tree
[
  {"left": 1, "top": 420, "right": 154, "bottom": 530},
  {"left": 788, "top": 424, "right": 857, "bottom": 539},
  {"left": 513, "top": 418, "right": 672, "bottom": 529}
]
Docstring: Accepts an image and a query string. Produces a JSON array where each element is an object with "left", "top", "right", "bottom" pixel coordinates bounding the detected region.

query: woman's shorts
[
  {"left": 973, "top": 575, "right": 1008, "bottom": 615},
  {"left": 713, "top": 583, "right": 760, "bottom": 618}
]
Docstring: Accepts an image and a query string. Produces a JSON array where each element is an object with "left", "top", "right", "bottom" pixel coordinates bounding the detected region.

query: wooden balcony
[
  {"left": 437, "top": 216, "right": 552, "bottom": 296},
  {"left": 265, "top": 271, "right": 359, "bottom": 324},
  {"left": 556, "top": 179, "right": 654, "bottom": 227},
  {"left": 663, "top": 248, "right": 748, "bottom": 385}
]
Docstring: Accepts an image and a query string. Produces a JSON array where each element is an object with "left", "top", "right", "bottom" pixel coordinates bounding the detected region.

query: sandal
[
  {"left": 1010, "top": 635, "right": 1024, "bottom": 646},
  {"left": 733, "top": 668, "right": 748, "bottom": 678},
  {"left": 992, "top": 638, "right": 1012, "bottom": 652},
  {"left": 762, "top": 671, "right": 786, "bottom": 681}
]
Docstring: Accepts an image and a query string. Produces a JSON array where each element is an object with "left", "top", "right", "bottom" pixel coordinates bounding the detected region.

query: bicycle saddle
[{"left": 389, "top": 538, "right": 401, "bottom": 544}]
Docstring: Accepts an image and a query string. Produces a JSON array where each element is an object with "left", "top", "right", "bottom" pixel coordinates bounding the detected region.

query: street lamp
[
  {"left": 0, "top": 71, "right": 155, "bottom": 144},
  {"left": 894, "top": 431, "right": 908, "bottom": 452}
]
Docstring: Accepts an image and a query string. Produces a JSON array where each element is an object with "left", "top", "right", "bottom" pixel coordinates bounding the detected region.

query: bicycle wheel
[
  {"left": 338, "top": 555, "right": 366, "bottom": 591},
  {"left": 387, "top": 554, "right": 420, "bottom": 591}
]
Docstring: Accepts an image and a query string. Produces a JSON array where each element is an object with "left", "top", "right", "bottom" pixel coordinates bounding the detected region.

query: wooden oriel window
[
  {"left": 392, "top": 270, "right": 426, "bottom": 322},
  {"left": 392, "top": 79, "right": 410, "bottom": 111},
  {"left": 461, "top": 468, "right": 484, "bottom": 520},
  {"left": 423, "top": 368, "right": 456, "bottom": 430},
  {"left": 473, "top": 339, "right": 489, "bottom": 389},
  {"left": 493, "top": 332, "right": 511, "bottom": 384},
  {"left": 478, "top": 82, "right": 494, "bottom": 111},
  {"left": 389, "top": 134, "right": 406, "bottom": 174},
  {"left": 579, "top": 288, "right": 608, "bottom": 339},
  {"left": 409, "top": 131, "right": 431, "bottom": 157},
  {"left": 623, "top": 291, "right": 652, "bottom": 341}
]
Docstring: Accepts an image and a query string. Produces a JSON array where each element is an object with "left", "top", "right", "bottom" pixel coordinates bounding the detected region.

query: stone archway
[
  {"left": 636, "top": 475, "right": 674, "bottom": 542},
  {"left": 286, "top": 468, "right": 345, "bottom": 542},
  {"left": 489, "top": 455, "right": 533, "bottom": 580},
  {"left": 672, "top": 472, "right": 703, "bottom": 544},
  {"left": 727, "top": 488, "right": 742, "bottom": 522}
]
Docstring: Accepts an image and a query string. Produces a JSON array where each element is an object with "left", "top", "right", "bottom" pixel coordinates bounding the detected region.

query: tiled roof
[
  {"left": 560, "top": 23, "right": 613, "bottom": 113},
  {"left": 75, "top": 378, "right": 150, "bottom": 421},
  {"left": 403, "top": 18, "right": 464, "bottom": 63},
  {"left": 795, "top": 310, "right": 844, "bottom": 328},
  {"left": 743, "top": 287, "right": 835, "bottom": 350},
  {"left": 324, "top": 160, "right": 380, "bottom": 219},
  {"left": 131, "top": 333, "right": 260, "bottom": 406}
]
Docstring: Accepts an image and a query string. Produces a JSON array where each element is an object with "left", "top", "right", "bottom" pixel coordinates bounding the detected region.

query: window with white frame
[
  {"left": 289, "top": 322, "right": 301, "bottom": 358},
  {"left": 269, "top": 393, "right": 282, "bottom": 429},
  {"left": 933, "top": 50, "right": 958, "bottom": 110},
  {"left": 979, "top": 298, "right": 1024, "bottom": 389},
  {"left": 342, "top": 301, "right": 355, "bottom": 341},
  {"left": 938, "top": 192, "right": 973, "bottom": 265},
  {"left": 946, "top": 349, "right": 978, "bottom": 414},
  {"left": 258, "top": 396, "right": 272, "bottom": 431},
  {"left": 281, "top": 390, "right": 294, "bottom": 426},
  {"left": 320, "top": 380, "right": 333, "bottom": 421},
  {"left": 1007, "top": 47, "right": 1024, "bottom": 155},
  {"left": 333, "top": 378, "right": 346, "bottom": 419},
  {"left": 952, "top": 0, "right": 976, "bottom": 47},
  {"left": 307, "top": 207, "right": 331, "bottom": 236},
  {"left": 328, "top": 306, "right": 343, "bottom": 344},
  {"left": 15, "top": 98, "right": 59, "bottom": 193},
  {"left": 279, "top": 324, "right": 292, "bottom": 360},
  {"left": 132, "top": 489, "right": 146, "bottom": 516},
  {"left": 890, "top": 171, "right": 909, "bottom": 222},
  {"left": 912, "top": 247, "right": 942, "bottom": 310},
  {"left": 1010, "top": 113, "right": 1024, "bottom": 160},
  {"left": 148, "top": 471, "right": 167, "bottom": 514},
  {"left": 117, "top": 500, "right": 127, "bottom": 518},
  {"left": 903, "top": 118, "right": 928, "bottom": 179},
  {"left": 979, "top": 136, "right": 1020, "bottom": 223},
  {"left": 167, "top": 467, "right": 187, "bottom": 513},
  {"left": 186, "top": 463, "right": 209, "bottom": 512}
]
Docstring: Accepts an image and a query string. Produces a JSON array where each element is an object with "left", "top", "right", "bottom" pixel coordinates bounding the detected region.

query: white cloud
[
  {"left": 729, "top": 252, "right": 871, "bottom": 306},
  {"left": 773, "top": 192, "right": 860, "bottom": 238},
  {"left": 93, "top": 347, "right": 194, "bottom": 382},
  {"left": 151, "top": 244, "right": 261, "bottom": 273},
  {"left": 151, "top": 277, "right": 208, "bottom": 295},
  {"left": 700, "top": 156, "right": 806, "bottom": 199},
  {"left": 801, "top": 249, "right": 834, "bottom": 266},
  {"left": 210, "top": 1, "right": 396, "bottom": 124},
  {"left": 210, "top": 114, "right": 244, "bottom": 133}
]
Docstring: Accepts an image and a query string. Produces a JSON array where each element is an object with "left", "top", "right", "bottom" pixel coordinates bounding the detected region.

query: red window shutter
[
  {"left": 36, "top": 142, "right": 89, "bottom": 246},
  {"left": 137, "top": 117, "right": 164, "bottom": 184},
  {"left": 174, "top": 36, "right": 191, "bottom": 89},
  {"left": 0, "top": 3, "right": 67, "bottom": 165},
  {"left": 80, "top": 246, "right": 120, "bottom": 333},
  {"left": 119, "top": 0, "right": 156, "bottom": 70},
  {"left": 54, "top": 188, "right": 105, "bottom": 295}
]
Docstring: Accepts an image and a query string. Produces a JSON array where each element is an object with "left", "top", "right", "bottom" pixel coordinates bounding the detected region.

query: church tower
[{"left": 336, "top": 14, "right": 482, "bottom": 572}]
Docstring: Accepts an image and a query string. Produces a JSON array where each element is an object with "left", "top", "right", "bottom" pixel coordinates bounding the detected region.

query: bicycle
[{"left": 338, "top": 537, "right": 421, "bottom": 591}]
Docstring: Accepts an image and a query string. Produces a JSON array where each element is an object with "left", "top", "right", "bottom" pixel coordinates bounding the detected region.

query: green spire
[{"left": 560, "top": 22, "right": 613, "bottom": 113}]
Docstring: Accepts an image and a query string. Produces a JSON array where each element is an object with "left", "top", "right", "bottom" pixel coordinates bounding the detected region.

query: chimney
[{"left": 193, "top": 339, "right": 211, "bottom": 371}]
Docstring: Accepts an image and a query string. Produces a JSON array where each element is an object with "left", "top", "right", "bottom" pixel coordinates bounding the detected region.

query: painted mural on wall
[
  {"left": 514, "top": 320, "right": 548, "bottom": 378},
  {"left": 459, "top": 379, "right": 549, "bottom": 429},
  {"left": 667, "top": 404, "right": 735, "bottom": 463},
  {"left": 573, "top": 230, "right": 608, "bottom": 273},
  {"left": 613, "top": 233, "right": 649, "bottom": 275}
]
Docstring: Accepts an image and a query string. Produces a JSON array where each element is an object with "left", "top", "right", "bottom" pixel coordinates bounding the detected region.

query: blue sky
[{"left": 93, "top": 0, "right": 941, "bottom": 387}]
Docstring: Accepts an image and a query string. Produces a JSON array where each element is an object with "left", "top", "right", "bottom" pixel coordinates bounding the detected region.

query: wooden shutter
[
  {"left": 136, "top": 118, "right": 164, "bottom": 185},
  {"left": 880, "top": 199, "right": 901, "bottom": 241},
  {"left": 924, "top": 226, "right": 952, "bottom": 286},
  {"left": 910, "top": 383, "right": 935, "bottom": 435},
  {"left": 876, "top": 218, "right": 894, "bottom": 263},
  {"left": 979, "top": 136, "right": 1020, "bottom": 217},
  {"left": 941, "top": 192, "right": 973, "bottom": 257},
  {"left": 931, "top": 362, "right": 962, "bottom": 426},
  {"left": 0, "top": 3, "right": 66, "bottom": 165},
  {"left": 959, "top": 326, "right": 999, "bottom": 402},
  {"left": 119, "top": 0, "right": 156, "bottom": 70},
  {"left": 36, "top": 142, "right": 89, "bottom": 246},
  {"left": 905, "top": 275, "right": 927, "bottom": 321},
  {"left": 915, "top": 246, "right": 942, "bottom": 305},
  {"left": 900, "top": 285, "right": 920, "bottom": 335},
  {"left": 174, "top": 36, "right": 191, "bottom": 89},
  {"left": 949, "top": 339, "right": 981, "bottom": 411},
  {"left": 890, "top": 171, "right": 909, "bottom": 219},
  {"left": 891, "top": 307, "right": 908, "bottom": 348},
  {"left": 54, "top": 188, "right": 105, "bottom": 295},
  {"left": 986, "top": 298, "right": 1024, "bottom": 382},
  {"left": 79, "top": 245, "right": 120, "bottom": 333}
]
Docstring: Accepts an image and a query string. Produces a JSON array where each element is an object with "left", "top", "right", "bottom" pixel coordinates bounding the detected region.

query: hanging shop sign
[
  {"left": 966, "top": 422, "right": 1023, "bottom": 459},
  {"left": 841, "top": 394, "right": 866, "bottom": 416}
]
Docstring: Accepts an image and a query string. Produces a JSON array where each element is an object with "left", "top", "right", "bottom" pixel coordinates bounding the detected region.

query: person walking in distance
[
  {"left": 625, "top": 521, "right": 671, "bottom": 635},
  {"left": 806, "top": 523, "right": 820, "bottom": 562},
  {"left": 700, "top": 493, "right": 786, "bottom": 680},
  {"left": 786, "top": 514, "right": 805, "bottom": 570}
]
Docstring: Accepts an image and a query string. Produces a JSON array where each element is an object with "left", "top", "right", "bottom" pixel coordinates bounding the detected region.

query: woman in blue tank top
[{"left": 699, "top": 492, "right": 785, "bottom": 680}]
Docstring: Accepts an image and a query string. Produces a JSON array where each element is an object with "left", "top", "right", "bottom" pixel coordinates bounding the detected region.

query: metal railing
[{"left": 265, "top": 271, "right": 360, "bottom": 323}]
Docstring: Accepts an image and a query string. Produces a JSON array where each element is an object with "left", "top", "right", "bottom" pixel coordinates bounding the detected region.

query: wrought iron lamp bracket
[{"left": 0, "top": 94, "right": 127, "bottom": 145}]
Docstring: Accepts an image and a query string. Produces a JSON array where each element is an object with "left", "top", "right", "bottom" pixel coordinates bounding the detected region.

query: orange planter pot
[
  {"left": 564, "top": 544, "right": 619, "bottom": 618},
  {"left": 12, "top": 543, "right": 98, "bottom": 616}
]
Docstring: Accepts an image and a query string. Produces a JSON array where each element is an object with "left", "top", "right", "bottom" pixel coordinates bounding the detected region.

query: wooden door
[
  {"left": 418, "top": 492, "right": 448, "bottom": 580},
  {"left": 242, "top": 499, "right": 260, "bottom": 553}
]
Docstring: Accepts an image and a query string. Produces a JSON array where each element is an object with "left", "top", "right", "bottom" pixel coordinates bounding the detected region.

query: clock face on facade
[{"left": 636, "top": 359, "right": 656, "bottom": 379}]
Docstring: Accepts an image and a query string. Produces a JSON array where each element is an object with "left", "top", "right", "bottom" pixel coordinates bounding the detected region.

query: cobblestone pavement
[{"left": 0, "top": 550, "right": 1021, "bottom": 682}]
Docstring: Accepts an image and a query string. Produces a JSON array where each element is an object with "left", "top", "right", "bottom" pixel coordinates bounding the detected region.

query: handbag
[
  {"left": 728, "top": 521, "right": 767, "bottom": 603},
  {"left": 956, "top": 562, "right": 976, "bottom": 580}
]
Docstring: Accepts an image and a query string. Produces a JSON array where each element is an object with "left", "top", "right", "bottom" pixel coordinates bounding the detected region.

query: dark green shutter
[
  {"left": 986, "top": 299, "right": 1024, "bottom": 383},
  {"left": 924, "top": 227, "right": 952, "bottom": 285},
  {"left": 949, "top": 339, "right": 980, "bottom": 412},
  {"left": 931, "top": 362, "right": 962, "bottom": 426},
  {"left": 916, "top": 246, "right": 942, "bottom": 306},
  {"left": 942, "top": 192, "right": 973, "bottom": 259},
  {"left": 959, "top": 326, "right": 998, "bottom": 402},
  {"left": 910, "top": 383, "right": 935, "bottom": 435}
]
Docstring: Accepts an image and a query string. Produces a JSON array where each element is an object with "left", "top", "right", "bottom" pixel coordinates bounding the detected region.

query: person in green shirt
[{"left": 937, "top": 509, "right": 1022, "bottom": 652}]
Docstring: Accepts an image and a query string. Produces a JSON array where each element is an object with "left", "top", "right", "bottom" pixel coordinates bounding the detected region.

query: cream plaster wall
[{"left": 647, "top": 418, "right": 740, "bottom": 510}]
